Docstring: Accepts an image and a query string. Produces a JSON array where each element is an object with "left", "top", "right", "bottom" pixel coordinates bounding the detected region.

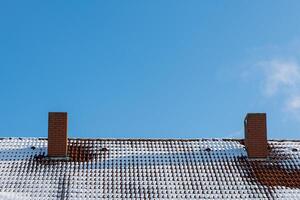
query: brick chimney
[
  {"left": 244, "top": 113, "right": 268, "bottom": 159},
  {"left": 48, "top": 112, "right": 68, "bottom": 157}
]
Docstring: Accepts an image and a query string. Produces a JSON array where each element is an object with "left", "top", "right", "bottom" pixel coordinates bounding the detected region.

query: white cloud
[
  {"left": 225, "top": 129, "right": 243, "bottom": 138},
  {"left": 286, "top": 95, "right": 300, "bottom": 111},
  {"left": 241, "top": 40, "right": 300, "bottom": 121},
  {"left": 256, "top": 58, "right": 300, "bottom": 118},
  {"left": 258, "top": 60, "right": 300, "bottom": 96}
]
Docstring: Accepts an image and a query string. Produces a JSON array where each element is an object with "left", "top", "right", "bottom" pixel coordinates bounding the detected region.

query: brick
[
  {"left": 244, "top": 113, "right": 268, "bottom": 159},
  {"left": 48, "top": 112, "right": 68, "bottom": 157}
]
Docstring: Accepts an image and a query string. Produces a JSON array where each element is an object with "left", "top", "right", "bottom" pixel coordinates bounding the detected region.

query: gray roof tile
[{"left": 0, "top": 138, "right": 299, "bottom": 199}]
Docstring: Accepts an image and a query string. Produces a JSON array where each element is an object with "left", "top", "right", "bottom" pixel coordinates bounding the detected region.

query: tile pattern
[{"left": 0, "top": 138, "right": 299, "bottom": 199}]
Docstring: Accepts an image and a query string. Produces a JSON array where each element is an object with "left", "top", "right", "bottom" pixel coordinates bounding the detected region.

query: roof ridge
[{"left": 0, "top": 137, "right": 299, "bottom": 142}]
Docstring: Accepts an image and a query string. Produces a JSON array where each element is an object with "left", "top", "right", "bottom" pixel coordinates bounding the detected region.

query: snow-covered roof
[{"left": 0, "top": 138, "right": 299, "bottom": 199}]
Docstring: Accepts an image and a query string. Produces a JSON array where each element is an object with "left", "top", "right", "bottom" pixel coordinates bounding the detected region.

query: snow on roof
[{"left": 0, "top": 138, "right": 299, "bottom": 199}]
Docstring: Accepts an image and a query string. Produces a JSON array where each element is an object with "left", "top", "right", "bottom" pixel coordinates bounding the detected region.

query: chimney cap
[
  {"left": 49, "top": 111, "right": 67, "bottom": 114},
  {"left": 245, "top": 113, "right": 266, "bottom": 119},
  {"left": 245, "top": 112, "right": 266, "bottom": 116}
]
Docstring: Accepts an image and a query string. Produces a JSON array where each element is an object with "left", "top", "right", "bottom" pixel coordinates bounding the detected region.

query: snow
[{"left": 0, "top": 138, "right": 299, "bottom": 199}]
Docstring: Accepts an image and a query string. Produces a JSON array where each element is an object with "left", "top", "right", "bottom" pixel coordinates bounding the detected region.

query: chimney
[
  {"left": 48, "top": 112, "right": 68, "bottom": 158},
  {"left": 244, "top": 113, "right": 268, "bottom": 159}
]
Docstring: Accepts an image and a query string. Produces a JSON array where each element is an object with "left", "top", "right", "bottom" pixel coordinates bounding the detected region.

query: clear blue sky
[{"left": 1, "top": 1, "right": 300, "bottom": 139}]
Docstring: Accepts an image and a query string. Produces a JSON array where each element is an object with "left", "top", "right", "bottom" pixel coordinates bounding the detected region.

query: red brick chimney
[
  {"left": 48, "top": 112, "right": 68, "bottom": 157},
  {"left": 244, "top": 113, "right": 268, "bottom": 159}
]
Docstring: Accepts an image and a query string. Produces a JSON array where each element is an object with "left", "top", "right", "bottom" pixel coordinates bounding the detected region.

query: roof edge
[{"left": 0, "top": 137, "right": 299, "bottom": 142}]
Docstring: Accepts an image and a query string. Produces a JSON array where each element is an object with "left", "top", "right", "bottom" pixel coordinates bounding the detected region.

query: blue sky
[{"left": 1, "top": 1, "right": 300, "bottom": 139}]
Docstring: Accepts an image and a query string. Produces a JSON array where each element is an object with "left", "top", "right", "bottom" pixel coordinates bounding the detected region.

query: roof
[{"left": 0, "top": 138, "right": 299, "bottom": 199}]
